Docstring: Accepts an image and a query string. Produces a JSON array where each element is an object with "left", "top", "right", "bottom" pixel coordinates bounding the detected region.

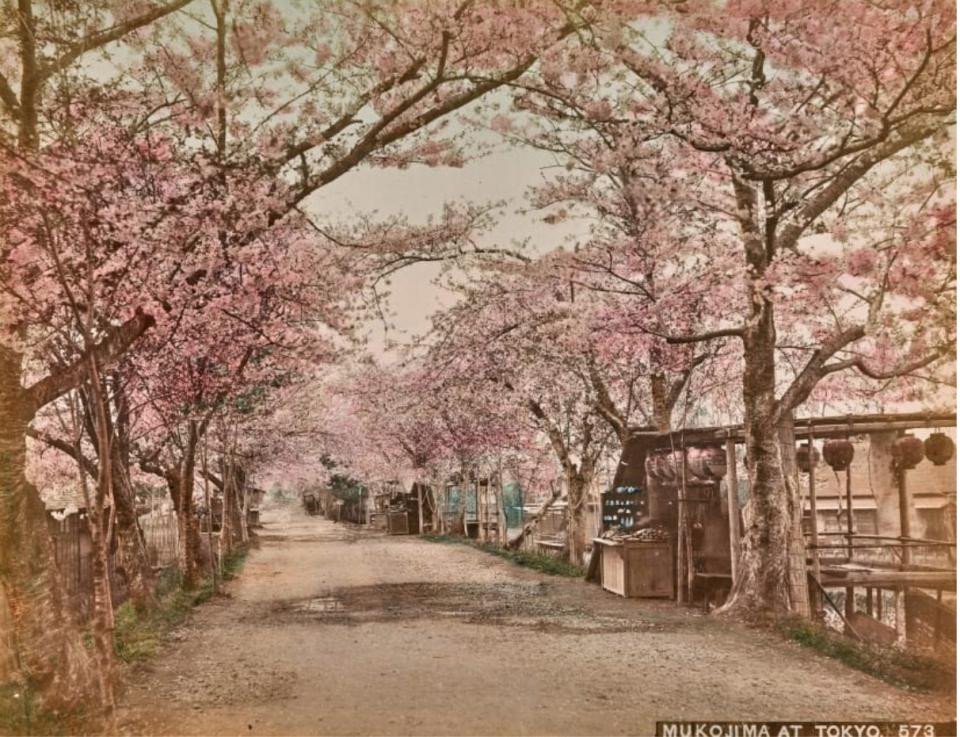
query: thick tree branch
[
  {"left": 0, "top": 72, "right": 20, "bottom": 119},
  {"left": 775, "top": 326, "right": 867, "bottom": 419},
  {"left": 587, "top": 361, "right": 627, "bottom": 441},
  {"left": 24, "top": 309, "right": 155, "bottom": 415},
  {"left": 778, "top": 122, "right": 944, "bottom": 251},
  {"left": 821, "top": 344, "right": 954, "bottom": 381},
  {"left": 662, "top": 326, "right": 746, "bottom": 344},
  {"left": 26, "top": 426, "right": 98, "bottom": 478}
]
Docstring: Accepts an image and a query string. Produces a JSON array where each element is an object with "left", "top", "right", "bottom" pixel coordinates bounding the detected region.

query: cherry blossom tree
[
  {"left": 518, "top": 0, "right": 956, "bottom": 613},
  {"left": 0, "top": 0, "right": 585, "bottom": 707}
]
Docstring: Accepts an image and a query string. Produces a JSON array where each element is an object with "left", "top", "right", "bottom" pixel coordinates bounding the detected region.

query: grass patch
[
  {"left": 777, "top": 616, "right": 955, "bottom": 693},
  {"left": 422, "top": 534, "right": 583, "bottom": 577},
  {"left": 0, "top": 681, "right": 92, "bottom": 736},
  {"left": 114, "top": 545, "right": 249, "bottom": 664}
]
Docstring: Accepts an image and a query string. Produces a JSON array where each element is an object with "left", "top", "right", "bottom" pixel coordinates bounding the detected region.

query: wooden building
[{"left": 597, "top": 412, "right": 956, "bottom": 649}]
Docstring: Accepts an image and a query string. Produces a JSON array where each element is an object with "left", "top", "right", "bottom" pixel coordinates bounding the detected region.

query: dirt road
[{"left": 115, "top": 504, "right": 954, "bottom": 736}]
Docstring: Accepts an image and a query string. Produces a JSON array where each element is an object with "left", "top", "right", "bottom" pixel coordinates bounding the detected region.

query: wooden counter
[{"left": 593, "top": 537, "right": 674, "bottom": 598}]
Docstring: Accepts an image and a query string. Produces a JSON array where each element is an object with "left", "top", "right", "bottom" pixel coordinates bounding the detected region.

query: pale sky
[{"left": 303, "top": 135, "right": 589, "bottom": 356}]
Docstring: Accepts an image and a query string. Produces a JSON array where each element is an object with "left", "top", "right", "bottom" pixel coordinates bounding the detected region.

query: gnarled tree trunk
[
  {"left": 719, "top": 298, "right": 807, "bottom": 616},
  {"left": 109, "top": 376, "right": 154, "bottom": 610},
  {"left": 565, "top": 467, "right": 594, "bottom": 567},
  {"left": 0, "top": 348, "right": 96, "bottom": 708}
]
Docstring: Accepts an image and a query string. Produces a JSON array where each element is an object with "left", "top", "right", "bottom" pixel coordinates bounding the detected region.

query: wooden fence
[
  {"left": 141, "top": 511, "right": 179, "bottom": 568},
  {"left": 50, "top": 513, "right": 96, "bottom": 617}
]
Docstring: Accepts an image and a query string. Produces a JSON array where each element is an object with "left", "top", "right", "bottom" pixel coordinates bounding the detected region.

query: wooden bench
[{"left": 534, "top": 538, "right": 565, "bottom": 555}]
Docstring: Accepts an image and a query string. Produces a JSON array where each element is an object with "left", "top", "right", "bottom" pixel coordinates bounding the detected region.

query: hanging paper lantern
[
  {"left": 796, "top": 443, "right": 821, "bottom": 474},
  {"left": 892, "top": 435, "right": 925, "bottom": 470},
  {"left": 924, "top": 433, "right": 955, "bottom": 466},
  {"left": 822, "top": 439, "right": 855, "bottom": 471},
  {"left": 688, "top": 446, "right": 726, "bottom": 480}
]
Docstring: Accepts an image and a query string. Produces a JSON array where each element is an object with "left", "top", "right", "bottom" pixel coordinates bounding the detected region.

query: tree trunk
[
  {"left": 110, "top": 455, "right": 154, "bottom": 610},
  {"left": 110, "top": 378, "right": 154, "bottom": 610},
  {"left": 238, "top": 466, "right": 250, "bottom": 544},
  {"left": 777, "top": 417, "right": 810, "bottom": 617},
  {"left": 174, "top": 422, "right": 202, "bottom": 588},
  {"left": 229, "top": 471, "right": 244, "bottom": 544},
  {"left": 219, "top": 460, "right": 234, "bottom": 554},
  {"left": 718, "top": 302, "right": 795, "bottom": 616},
  {"left": 508, "top": 482, "right": 561, "bottom": 549},
  {"left": 566, "top": 471, "right": 591, "bottom": 567},
  {"left": 175, "top": 476, "right": 201, "bottom": 588},
  {"left": 0, "top": 347, "right": 97, "bottom": 708},
  {"left": 80, "top": 369, "right": 118, "bottom": 712}
]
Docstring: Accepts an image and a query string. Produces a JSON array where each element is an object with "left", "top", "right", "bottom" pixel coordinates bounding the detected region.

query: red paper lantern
[
  {"left": 892, "top": 435, "right": 925, "bottom": 470},
  {"left": 924, "top": 433, "right": 955, "bottom": 466},
  {"left": 822, "top": 439, "right": 854, "bottom": 471}
]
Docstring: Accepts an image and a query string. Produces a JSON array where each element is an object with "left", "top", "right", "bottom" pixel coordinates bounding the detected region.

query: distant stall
[
  {"left": 369, "top": 481, "right": 421, "bottom": 534},
  {"left": 595, "top": 412, "right": 956, "bottom": 647}
]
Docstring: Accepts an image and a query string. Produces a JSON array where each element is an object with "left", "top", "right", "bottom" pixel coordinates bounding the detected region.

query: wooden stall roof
[{"left": 626, "top": 411, "right": 957, "bottom": 450}]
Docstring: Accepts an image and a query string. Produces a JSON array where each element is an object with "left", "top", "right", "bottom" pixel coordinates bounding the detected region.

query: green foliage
[
  {"left": 114, "top": 547, "right": 249, "bottom": 664},
  {"left": 777, "top": 617, "right": 955, "bottom": 693},
  {"left": 330, "top": 474, "right": 364, "bottom": 502},
  {"left": 423, "top": 534, "right": 583, "bottom": 577}
]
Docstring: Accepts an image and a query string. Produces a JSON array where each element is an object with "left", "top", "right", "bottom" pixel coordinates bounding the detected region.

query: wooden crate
[
  {"left": 596, "top": 539, "right": 674, "bottom": 598},
  {"left": 387, "top": 510, "right": 415, "bottom": 535}
]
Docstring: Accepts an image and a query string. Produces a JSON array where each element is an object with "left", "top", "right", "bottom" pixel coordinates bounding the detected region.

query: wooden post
[
  {"left": 680, "top": 446, "right": 694, "bottom": 602},
  {"left": 725, "top": 437, "right": 740, "bottom": 586},
  {"left": 416, "top": 482, "right": 424, "bottom": 535},
  {"left": 673, "top": 443, "right": 688, "bottom": 605},
  {"left": 894, "top": 586, "right": 907, "bottom": 647},
  {"left": 935, "top": 589, "right": 943, "bottom": 643},
  {"left": 485, "top": 478, "right": 491, "bottom": 543},
  {"left": 496, "top": 475, "right": 507, "bottom": 547},
  {"left": 807, "top": 426, "right": 821, "bottom": 614},
  {"left": 865, "top": 587, "right": 873, "bottom": 617},
  {"left": 897, "top": 467, "right": 912, "bottom": 568},
  {"left": 845, "top": 464, "right": 854, "bottom": 561},
  {"left": 844, "top": 585, "right": 855, "bottom": 636}
]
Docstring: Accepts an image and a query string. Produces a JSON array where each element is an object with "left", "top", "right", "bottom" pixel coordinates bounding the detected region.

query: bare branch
[{"left": 36, "top": 0, "right": 196, "bottom": 84}]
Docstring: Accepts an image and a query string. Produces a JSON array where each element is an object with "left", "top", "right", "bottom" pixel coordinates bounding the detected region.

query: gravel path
[{"left": 114, "top": 504, "right": 955, "bottom": 736}]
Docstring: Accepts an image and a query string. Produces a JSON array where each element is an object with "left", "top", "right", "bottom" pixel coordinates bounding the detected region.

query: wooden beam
[
  {"left": 820, "top": 571, "right": 955, "bottom": 589},
  {"left": 626, "top": 412, "right": 956, "bottom": 448}
]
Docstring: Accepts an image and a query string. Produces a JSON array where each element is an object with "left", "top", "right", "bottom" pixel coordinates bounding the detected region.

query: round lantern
[
  {"left": 822, "top": 439, "right": 855, "bottom": 471},
  {"left": 924, "top": 432, "right": 955, "bottom": 466},
  {"left": 796, "top": 443, "right": 821, "bottom": 474},
  {"left": 688, "top": 446, "right": 726, "bottom": 480},
  {"left": 892, "top": 435, "right": 925, "bottom": 470}
]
